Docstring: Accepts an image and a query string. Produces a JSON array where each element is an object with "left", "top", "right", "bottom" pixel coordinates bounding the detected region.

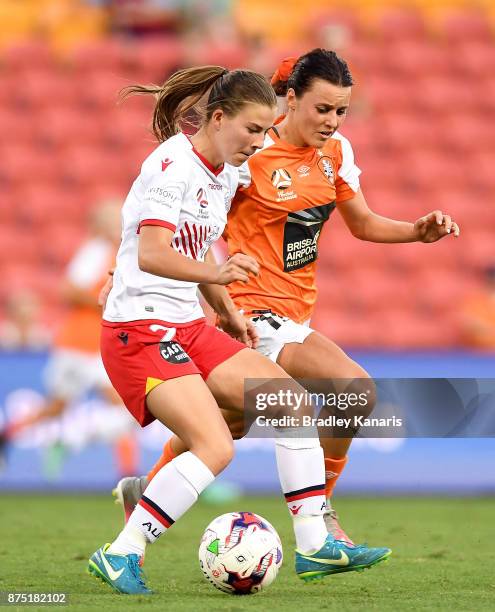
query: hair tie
[{"left": 270, "top": 56, "right": 298, "bottom": 85}]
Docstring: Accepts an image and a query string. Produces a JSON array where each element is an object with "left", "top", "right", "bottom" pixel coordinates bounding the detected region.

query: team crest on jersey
[
  {"left": 318, "top": 156, "right": 335, "bottom": 184},
  {"left": 297, "top": 165, "right": 310, "bottom": 177}
]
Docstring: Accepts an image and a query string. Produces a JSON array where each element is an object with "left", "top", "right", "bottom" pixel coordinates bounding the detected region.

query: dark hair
[
  {"left": 272, "top": 48, "right": 353, "bottom": 97},
  {"left": 121, "top": 66, "right": 277, "bottom": 142}
]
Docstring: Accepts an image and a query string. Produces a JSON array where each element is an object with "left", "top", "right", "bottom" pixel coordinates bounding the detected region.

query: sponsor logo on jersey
[
  {"left": 145, "top": 186, "right": 176, "bottom": 208},
  {"left": 159, "top": 340, "right": 191, "bottom": 364},
  {"left": 208, "top": 183, "right": 223, "bottom": 191},
  {"left": 161, "top": 158, "right": 173, "bottom": 171},
  {"left": 318, "top": 156, "right": 335, "bottom": 184},
  {"left": 297, "top": 165, "right": 310, "bottom": 177},
  {"left": 283, "top": 202, "right": 336, "bottom": 271}
]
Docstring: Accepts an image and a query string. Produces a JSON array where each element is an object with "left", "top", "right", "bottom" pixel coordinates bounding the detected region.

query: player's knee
[
  {"left": 211, "top": 437, "right": 235, "bottom": 472},
  {"left": 193, "top": 435, "right": 234, "bottom": 474}
]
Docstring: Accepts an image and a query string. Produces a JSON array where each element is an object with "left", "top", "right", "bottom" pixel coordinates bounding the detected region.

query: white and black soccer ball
[{"left": 198, "top": 511, "right": 283, "bottom": 595}]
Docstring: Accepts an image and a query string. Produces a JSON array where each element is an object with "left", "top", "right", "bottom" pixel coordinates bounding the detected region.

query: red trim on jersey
[
  {"left": 137, "top": 219, "right": 176, "bottom": 234},
  {"left": 184, "top": 221, "right": 197, "bottom": 259},
  {"left": 184, "top": 134, "right": 224, "bottom": 176}
]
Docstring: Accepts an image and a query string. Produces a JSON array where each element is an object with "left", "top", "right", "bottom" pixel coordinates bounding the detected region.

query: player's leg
[
  {"left": 204, "top": 345, "right": 390, "bottom": 579},
  {"left": 90, "top": 374, "right": 233, "bottom": 594},
  {"left": 277, "top": 330, "right": 375, "bottom": 542},
  {"left": 90, "top": 322, "right": 235, "bottom": 594},
  {"left": 115, "top": 325, "right": 371, "bottom": 539}
]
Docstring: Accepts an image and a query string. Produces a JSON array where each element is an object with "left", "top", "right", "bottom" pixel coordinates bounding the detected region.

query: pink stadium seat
[
  {"left": 401, "top": 152, "right": 464, "bottom": 191},
  {"left": 0, "top": 226, "right": 38, "bottom": 265},
  {"left": 468, "top": 153, "right": 495, "bottom": 191},
  {"left": 59, "top": 146, "right": 132, "bottom": 188},
  {"left": 0, "top": 146, "right": 61, "bottom": 186},
  {"left": 42, "top": 224, "right": 86, "bottom": 267},
  {"left": 16, "top": 71, "right": 76, "bottom": 109},
  {"left": 78, "top": 72, "right": 129, "bottom": 110},
  {"left": 0, "top": 110, "right": 33, "bottom": 144},
  {"left": 374, "top": 7, "right": 426, "bottom": 42},
  {"left": 16, "top": 186, "right": 86, "bottom": 226},
  {"left": 36, "top": 108, "right": 107, "bottom": 149},
  {"left": 69, "top": 39, "right": 129, "bottom": 73},
  {"left": 2, "top": 41, "right": 55, "bottom": 71},
  {"left": 439, "top": 9, "right": 493, "bottom": 43},
  {"left": 130, "top": 37, "right": 184, "bottom": 82},
  {"left": 450, "top": 42, "right": 495, "bottom": 79},
  {"left": 439, "top": 116, "right": 493, "bottom": 155},
  {"left": 102, "top": 107, "right": 152, "bottom": 148},
  {"left": 363, "top": 75, "right": 415, "bottom": 113}
]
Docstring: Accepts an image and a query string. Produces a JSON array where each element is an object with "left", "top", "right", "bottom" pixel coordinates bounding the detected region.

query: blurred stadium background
[{"left": 0, "top": 0, "right": 494, "bottom": 495}]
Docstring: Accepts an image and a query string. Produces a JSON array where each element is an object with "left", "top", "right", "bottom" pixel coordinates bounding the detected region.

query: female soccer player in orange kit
[{"left": 114, "top": 49, "right": 459, "bottom": 546}]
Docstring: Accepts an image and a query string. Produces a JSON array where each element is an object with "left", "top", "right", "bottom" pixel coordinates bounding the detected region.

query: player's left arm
[
  {"left": 198, "top": 250, "right": 259, "bottom": 349},
  {"left": 337, "top": 189, "right": 460, "bottom": 243}
]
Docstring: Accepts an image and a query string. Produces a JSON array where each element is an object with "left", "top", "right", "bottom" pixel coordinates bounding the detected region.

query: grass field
[{"left": 1, "top": 494, "right": 494, "bottom": 611}]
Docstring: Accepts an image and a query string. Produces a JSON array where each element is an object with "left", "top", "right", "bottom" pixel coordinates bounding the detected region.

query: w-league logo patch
[{"left": 271, "top": 168, "right": 292, "bottom": 190}]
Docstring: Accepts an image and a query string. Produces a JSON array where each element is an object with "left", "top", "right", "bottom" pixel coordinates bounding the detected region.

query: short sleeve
[
  {"left": 334, "top": 133, "right": 361, "bottom": 203},
  {"left": 138, "top": 169, "right": 187, "bottom": 234}
]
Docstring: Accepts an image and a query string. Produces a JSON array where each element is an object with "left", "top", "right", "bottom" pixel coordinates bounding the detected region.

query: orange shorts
[{"left": 101, "top": 318, "right": 246, "bottom": 426}]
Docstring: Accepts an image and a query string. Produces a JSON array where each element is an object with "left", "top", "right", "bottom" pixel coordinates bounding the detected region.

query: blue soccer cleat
[
  {"left": 88, "top": 544, "right": 151, "bottom": 594},
  {"left": 296, "top": 534, "right": 391, "bottom": 582}
]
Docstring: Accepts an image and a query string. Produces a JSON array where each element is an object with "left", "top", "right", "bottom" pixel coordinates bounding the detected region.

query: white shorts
[
  {"left": 43, "top": 348, "right": 110, "bottom": 402},
  {"left": 249, "top": 311, "right": 314, "bottom": 363}
]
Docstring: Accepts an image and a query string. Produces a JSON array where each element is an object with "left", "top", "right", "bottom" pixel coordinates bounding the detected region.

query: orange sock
[
  {"left": 114, "top": 434, "right": 138, "bottom": 477},
  {"left": 146, "top": 438, "right": 177, "bottom": 482},
  {"left": 324, "top": 456, "right": 348, "bottom": 499}
]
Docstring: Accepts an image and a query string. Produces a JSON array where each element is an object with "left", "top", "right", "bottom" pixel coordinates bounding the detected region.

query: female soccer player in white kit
[{"left": 88, "top": 65, "right": 390, "bottom": 594}]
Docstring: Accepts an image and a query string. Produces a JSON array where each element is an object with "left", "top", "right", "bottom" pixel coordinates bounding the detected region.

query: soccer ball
[{"left": 198, "top": 511, "right": 283, "bottom": 595}]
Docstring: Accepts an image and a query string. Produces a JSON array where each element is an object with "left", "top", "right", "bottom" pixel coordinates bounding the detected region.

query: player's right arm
[{"left": 138, "top": 226, "right": 258, "bottom": 286}]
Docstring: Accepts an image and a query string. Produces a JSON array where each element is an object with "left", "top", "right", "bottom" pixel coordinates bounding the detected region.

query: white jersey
[{"left": 104, "top": 133, "right": 239, "bottom": 324}]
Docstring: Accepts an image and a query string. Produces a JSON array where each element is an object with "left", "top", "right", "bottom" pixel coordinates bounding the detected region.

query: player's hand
[
  {"left": 218, "top": 310, "right": 260, "bottom": 349},
  {"left": 414, "top": 211, "right": 460, "bottom": 243},
  {"left": 98, "top": 271, "right": 114, "bottom": 307},
  {"left": 213, "top": 253, "right": 259, "bottom": 285}
]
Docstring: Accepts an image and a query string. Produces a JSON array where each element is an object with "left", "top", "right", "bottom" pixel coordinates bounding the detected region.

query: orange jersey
[
  {"left": 55, "top": 238, "right": 116, "bottom": 354},
  {"left": 225, "top": 125, "right": 360, "bottom": 323}
]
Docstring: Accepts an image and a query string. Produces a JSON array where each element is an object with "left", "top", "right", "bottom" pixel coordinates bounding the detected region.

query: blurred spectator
[
  {"left": 0, "top": 200, "right": 139, "bottom": 477},
  {"left": 459, "top": 266, "right": 495, "bottom": 351},
  {"left": 0, "top": 291, "right": 52, "bottom": 351}
]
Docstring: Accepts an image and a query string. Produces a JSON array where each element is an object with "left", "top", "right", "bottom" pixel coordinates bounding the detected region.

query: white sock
[
  {"left": 108, "top": 451, "right": 214, "bottom": 556},
  {"left": 275, "top": 438, "right": 328, "bottom": 554}
]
